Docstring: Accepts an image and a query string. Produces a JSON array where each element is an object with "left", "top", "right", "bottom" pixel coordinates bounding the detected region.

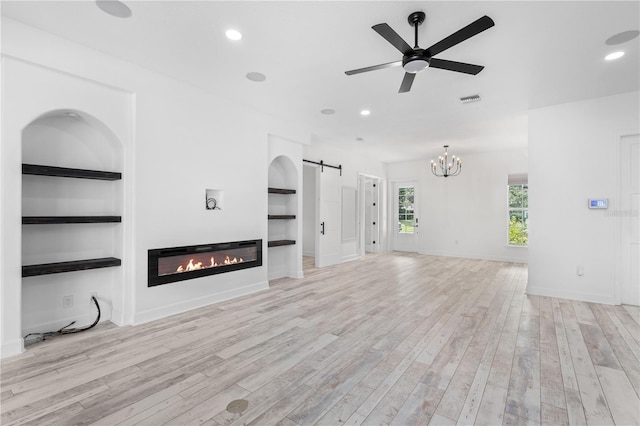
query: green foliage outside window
[
  {"left": 508, "top": 184, "right": 528, "bottom": 246},
  {"left": 509, "top": 215, "right": 528, "bottom": 245},
  {"left": 398, "top": 186, "right": 415, "bottom": 234}
]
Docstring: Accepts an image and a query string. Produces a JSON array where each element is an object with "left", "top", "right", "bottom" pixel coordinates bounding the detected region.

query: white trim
[
  {"left": 526, "top": 285, "right": 616, "bottom": 305},
  {"left": 341, "top": 253, "right": 361, "bottom": 263},
  {"left": 391, "top": 180, "right": 418, "bottom": 253},
  {"left": 133, "top": 281, "right": 269, "bottom": 325},
  {"left": 357, "top": 173, "right": 383, "bottom": 256},
  {"left": 507, "top": 182, "right": 528, "bottom": 247},
  {"left": 420, "top": 249, "right": 528, "bottom": 264},
  {"left": 268, "top": 264, "right": 287, "bottom": 280},
  {"left": 0, "top": 338, "right": 25, "bottom": 359},
  {"left": 615, "top": 129, "right": 640, "bottom": 305}
]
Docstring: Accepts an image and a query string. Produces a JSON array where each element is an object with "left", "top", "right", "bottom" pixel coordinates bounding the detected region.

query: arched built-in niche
[
  {"left": 268, "top": 155, "right": 299, "bottom": 280},
  {"left": 21, "top": 109, "right": 123, "bottom": 337}
]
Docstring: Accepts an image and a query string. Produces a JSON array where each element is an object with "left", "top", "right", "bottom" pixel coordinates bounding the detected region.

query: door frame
[
  {"left": 357, "top": 173, "right": 383, "bottom": 257},
  {"left": 314, "top": 165, "right": 342, "bottom": 268},
  {"left": 391, "top": 180, "right": 419, "bottom": 253},
  {"left": 615, "top": 130, "right": 640, "bottom": 305}
]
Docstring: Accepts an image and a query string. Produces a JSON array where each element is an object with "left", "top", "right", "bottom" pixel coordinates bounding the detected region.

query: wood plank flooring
[{"left": 2, "top": 253, "right": 639, "bottom": 425}]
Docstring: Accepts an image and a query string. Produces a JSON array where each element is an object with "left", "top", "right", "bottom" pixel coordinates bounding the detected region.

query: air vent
[{"left": 460, "top": 94, "right": 481, "bottom": 104}]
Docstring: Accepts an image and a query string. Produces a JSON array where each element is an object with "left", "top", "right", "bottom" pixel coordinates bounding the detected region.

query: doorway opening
[
  {"left": 302, "top": 163, "right": 342, "bottom": 268},
  {"left": 358, "top": 174, "right": 382, "bottom": 256},
  {"left": 392, "top": 181, "right": 418, "bottom": 252}
]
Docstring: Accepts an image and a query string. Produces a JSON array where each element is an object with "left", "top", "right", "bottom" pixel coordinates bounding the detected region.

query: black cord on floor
[{"left": 24, "top": 296, "right": 101, "bottom": 345}]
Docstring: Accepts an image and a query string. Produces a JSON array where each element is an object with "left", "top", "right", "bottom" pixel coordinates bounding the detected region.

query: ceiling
[{"left": 2, "top": 1, "right": 639, "bottom": 163}]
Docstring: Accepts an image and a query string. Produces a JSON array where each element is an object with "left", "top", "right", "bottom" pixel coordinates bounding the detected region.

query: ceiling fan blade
[
  {"left": 399, "top": 72, "right": 416, "bottom": 93},
  {"left": 345, "top": 60, "right": 402, "bottom": 76},
  {"left": 425, "top": 15, "right": 495, "bottom": 58},
  {"left": 372, "top": 23, "right": 414, "bottom": 55},
  {"left": 429, "top": 58, "right": 484, "bottom": 75}
]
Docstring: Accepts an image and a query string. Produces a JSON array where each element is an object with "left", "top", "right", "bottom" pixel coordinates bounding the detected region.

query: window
[
  {"left": 508, "top": 174, "right": 528, "bottom": 246},
  {"left": 398, "top": 185, "right": 415, "bottom": 234}
]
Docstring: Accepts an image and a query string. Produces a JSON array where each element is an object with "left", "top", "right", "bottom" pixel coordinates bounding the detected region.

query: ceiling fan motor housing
[{"left": 403, "top": 49, "right": 430, "bottom": 73}]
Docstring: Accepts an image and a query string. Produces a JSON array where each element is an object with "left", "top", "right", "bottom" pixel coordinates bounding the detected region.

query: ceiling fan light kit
[{"left": 346, "top": 10, "right": 495, "bottom": 93}]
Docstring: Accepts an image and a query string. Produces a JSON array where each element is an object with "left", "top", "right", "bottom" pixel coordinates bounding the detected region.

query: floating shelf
[
  {"left": 268, "top": 240, "right": 296, "bottom": 248},
  {"left": 268, "top": 215, "right": 296, "bottom": 220},
  {"left": 23, "top": 216, "right": 122, "bottom": 224},
  {"left": 22, "top": 257, "right": 122, "bottom": 277},
  {"left": 22, "top": 164, "right": 122, "bottom": 181},
  {"left": 268, "top": 187, "right": 296, "bottom": 194}
]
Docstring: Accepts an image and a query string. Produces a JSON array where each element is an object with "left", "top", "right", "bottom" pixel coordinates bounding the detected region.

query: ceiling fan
[{"left": 345, "top": 11, "right": 495, "bottom": 93}]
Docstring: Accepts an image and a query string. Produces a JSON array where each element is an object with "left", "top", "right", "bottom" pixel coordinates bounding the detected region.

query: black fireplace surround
[{"left": 148, "top": 239, "right": 262, "bottom": 287}]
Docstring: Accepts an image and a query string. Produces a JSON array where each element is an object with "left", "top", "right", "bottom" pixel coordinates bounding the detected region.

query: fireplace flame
[{"left": 175, "top": 255, "right": 244, "bottom": 273}]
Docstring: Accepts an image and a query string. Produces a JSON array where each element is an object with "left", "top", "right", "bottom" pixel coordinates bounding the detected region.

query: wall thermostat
[{"left": 588, "top": 199, "right": 608, "bottom": 209}]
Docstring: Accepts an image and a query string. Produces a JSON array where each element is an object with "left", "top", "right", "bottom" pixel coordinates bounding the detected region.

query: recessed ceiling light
[
  {"left": 360, "top": 110, "right": 371, "bottom": 116},
  {"left": 605, "top": 51, "right": 625, "bottom": 61},
  {"left": 246, "top": 72, "right": 266, "bottom": 82},
  {"left": 605, "top": 30, "right": 640, "bottom": 46},
  {"left": 320, "top": 109, "right": 335, "bottom": 115},
  {"left": 225, "top": 29, "right": 242, "bottom": 41},
  {"left": 96, "top": 0, "right": 132, "bottom": 18}
]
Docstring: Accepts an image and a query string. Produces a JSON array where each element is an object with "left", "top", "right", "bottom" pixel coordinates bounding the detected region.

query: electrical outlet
[
  {"left": 63, "top": 295, "right": 73, "bottom": 309},
  {"left": 90, "top": 292, "right": 97, "bottom": 304}
]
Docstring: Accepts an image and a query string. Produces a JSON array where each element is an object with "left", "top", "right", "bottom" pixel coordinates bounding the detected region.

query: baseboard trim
[
  {"left": 133, "top": 281, "right": 269, "bottom": 325},
  {"left": 268, "top": 266, "right": 286, "bottom": 280},
  {"left": 526, "top": 285, "right": 617, "bottom": 305},
  {"left": 0, "top": 338, "right": 25, "bottom": 359},
  {"left": 418, "top": 249, "right": 528, "bottom": 264},
  {"left": 341, "top": 254, "right": 361, "bottom": 263}
]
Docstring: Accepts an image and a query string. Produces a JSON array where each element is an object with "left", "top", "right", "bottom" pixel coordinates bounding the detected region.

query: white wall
[
  {"left": 0, "top": 18, "right": 308, "bottom": 357},
  {"left": 387, "top": 149, "right": 529, "bottom": 263},
  {"left": 0, "top": 51, "right": 135, "bottom": 357},
  {"left": 303, "top": 140, "right": 387, "bottom": 262},
  {"left": 528, "top": 91, "right": 640, "bottom": 304}
]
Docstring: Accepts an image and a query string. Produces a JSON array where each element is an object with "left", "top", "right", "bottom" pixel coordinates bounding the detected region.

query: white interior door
[
  {"left": 620, "top": 134, "right": 640, "bottom": 306},
  {"left": 364, "top": 178, "right": 379, "bottom": 253},
  {"left": 393, "top": 181, "right": 418, "bottom": 252},
  {"left": 316, "top": 167, "right": 342, "bottom": 268}
]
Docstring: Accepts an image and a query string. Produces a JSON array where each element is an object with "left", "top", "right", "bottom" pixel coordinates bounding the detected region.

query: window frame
[
  {"left": 507, "top": 182, "right": 528, "bottom": 247},
  {"left": 397, "top": 185, "right": 415, "bottom": 234}
]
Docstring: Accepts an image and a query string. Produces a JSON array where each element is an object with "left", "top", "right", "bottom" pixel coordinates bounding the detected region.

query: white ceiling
[{"left": 2, "top": 1, "right": 639, "bottom": 163}]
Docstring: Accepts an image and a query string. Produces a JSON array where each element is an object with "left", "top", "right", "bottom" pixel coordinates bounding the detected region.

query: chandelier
[{"left": 431, "top": 145, "right": 462, "bottom": 178}]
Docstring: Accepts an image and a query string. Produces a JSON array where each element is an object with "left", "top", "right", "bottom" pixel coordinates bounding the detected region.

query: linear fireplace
[{"left": 148, "top": 239, "right": 262, "bottom": 287}]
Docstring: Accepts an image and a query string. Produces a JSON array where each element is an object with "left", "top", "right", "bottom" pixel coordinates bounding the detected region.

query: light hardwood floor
[{"left": 2, "top": 253, "right": 639, "bottom": 425}]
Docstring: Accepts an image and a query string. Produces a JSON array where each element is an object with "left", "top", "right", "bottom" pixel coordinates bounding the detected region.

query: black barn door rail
[{"left": 303, "top": 159, "right": 342, "bottom": 176}]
